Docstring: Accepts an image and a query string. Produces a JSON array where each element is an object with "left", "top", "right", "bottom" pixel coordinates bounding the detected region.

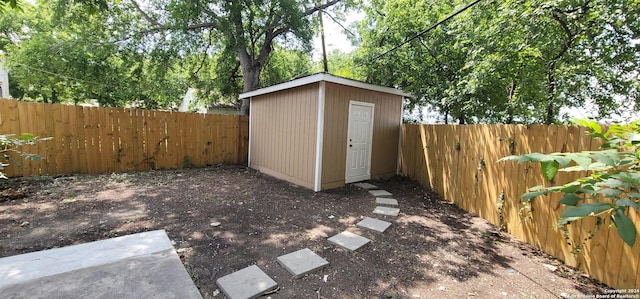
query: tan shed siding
[
  {"left": 250, "top": 83, "right": 319, "bottom": 188},
  {"left": 321, "top": 83, "right": 402, "bottom": 189}
]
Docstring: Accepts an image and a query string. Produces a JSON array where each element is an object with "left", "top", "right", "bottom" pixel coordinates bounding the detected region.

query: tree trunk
[
  {"left": 458, "top": 113, "right": 466, "bottom": 124},
  {"left": 545, "top": 63, "right": 556, "bottom": 125},
  {"left": 505, "top": 78, "right": 517, "bottom": 124},
  {"left": 238, "top": 50, "right": 264, "bottom": 115},
  {"left": 51, "top": 87, "right": 58, "bottom": 104}
]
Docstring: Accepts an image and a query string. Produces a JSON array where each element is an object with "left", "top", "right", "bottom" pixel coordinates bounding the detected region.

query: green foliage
[
  {"left": 3, "top": 0, "right": 349, "bottom": 110},
  {"left": 356, "top": 0, "right": 640, "bottom": 124},
  {"left": 0, "top": 133, "right": 51, "bottom": 178},
  {"left": 0, "top": 0, "right": 20, "bottom": 11},
  {"left": 2, "top": 0, "right": 188, "bottom": 108},
  {"left": 136, "top": 0, "right": 347, "bottom": 103},
  {"left": 499, "top": 119, "right": 640, "bottom": 246}
]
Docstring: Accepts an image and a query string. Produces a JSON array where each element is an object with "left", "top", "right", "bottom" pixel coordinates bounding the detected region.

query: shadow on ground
[{"left": 0, "top": 165, "right": 607, "bottom": 298}]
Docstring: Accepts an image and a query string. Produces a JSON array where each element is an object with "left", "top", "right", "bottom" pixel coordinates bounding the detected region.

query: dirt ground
[{"left": 0, "top": 165, "right": 608, "bottom": 298}]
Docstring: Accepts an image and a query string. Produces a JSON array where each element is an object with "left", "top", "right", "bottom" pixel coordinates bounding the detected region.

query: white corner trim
[
  {"left": 247, "top": 97, "right": 253, "bottom": 166},
  {"left": 314, "top": 82, "right": 326, "bottom": 192},
  {"left": 396, "top": 97, "right": 405, "bottom": 174},
  {"left": 238, "top": 73, "right": 411, "bottom": 99}
]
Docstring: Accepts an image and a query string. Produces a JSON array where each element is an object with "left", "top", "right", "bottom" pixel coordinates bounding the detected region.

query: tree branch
[
  {"left": 304, "top": 0, "right": 342, "bottom": 17},
  {"left": 129, "top": 0, "right": 164, "bottom": 27},
  {"left": 549, "top": 9, "right": 577, "bottom": 62},
  {"left": 320, "top": 9, "right": 356, "bottom": 37}
]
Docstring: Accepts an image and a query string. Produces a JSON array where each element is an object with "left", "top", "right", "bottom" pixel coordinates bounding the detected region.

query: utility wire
[
  {"left": 357, "top": 0, "right": 485, "bottom": 67},
  {"left": 11, "top": 61, "right": 108, "bottom": 87}
]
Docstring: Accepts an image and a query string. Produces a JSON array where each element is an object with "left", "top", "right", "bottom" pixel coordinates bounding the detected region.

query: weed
[{"left": 182, "top": 156, "right": 195, "bottom": 168}]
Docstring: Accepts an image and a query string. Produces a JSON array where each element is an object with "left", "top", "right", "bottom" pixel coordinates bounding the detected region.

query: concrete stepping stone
[
  {"left": 376, "top": 197, "right": 398, "bottom": 206},
  {"left": 356, "top": 217, "right": 392, "bottom": 233},
  {"left": 353, "top": 182, "right": 377, "bottom": 189},
  {"left": 216, "top": 265, "right": 277, "bottom": 299},
  {"left": 373, "top": 206, "right": 400, "bottom": 217},
  {"left": 368, "top": 189, "right": 392, "bottom": 197},
  {"left": 328, "top": 231, "right": 370, "bottom": 252},
  {"left": 276, "top": 248, "right": 329, "bottom": 278}
]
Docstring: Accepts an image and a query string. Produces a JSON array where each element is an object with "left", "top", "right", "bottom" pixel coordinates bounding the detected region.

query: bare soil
[{"left": 0, "top": 165, "right": 607, "bottom": 298}]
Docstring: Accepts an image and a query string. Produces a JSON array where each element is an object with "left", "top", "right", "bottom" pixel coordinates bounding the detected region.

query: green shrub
[
  {"left": 0, "top": 133, "right": 51, "bottom": 178},
  {"left": 499, "top": 119, "right": 639, "bottom": 247}
]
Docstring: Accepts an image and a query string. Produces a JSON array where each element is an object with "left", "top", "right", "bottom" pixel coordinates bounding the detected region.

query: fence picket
[
  {"left": 400, "top": 123, "right": 639, "bottom": 289},
  {"left": 0, "top": 99, "right": 248, "bottom": 176}
]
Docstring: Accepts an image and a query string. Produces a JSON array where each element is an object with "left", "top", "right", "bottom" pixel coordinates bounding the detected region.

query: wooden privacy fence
[
  {"left": 400, "top": 124, "right": 640, "bottom": 290},
  {"left": 0, "top": 99, "right": 249, "bottom": 177}
]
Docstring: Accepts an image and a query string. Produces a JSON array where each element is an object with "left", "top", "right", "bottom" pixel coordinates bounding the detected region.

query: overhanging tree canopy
[
  {"left": 356, "top": 0, "right": 639, "bottom": 124},
  {"left": 128, "top": 0, "right": 344, "bottom": 114}
]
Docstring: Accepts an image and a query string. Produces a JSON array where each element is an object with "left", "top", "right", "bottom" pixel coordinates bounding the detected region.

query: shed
[{"left": 240, "top": 73, "right": 409, "bottom": 191}]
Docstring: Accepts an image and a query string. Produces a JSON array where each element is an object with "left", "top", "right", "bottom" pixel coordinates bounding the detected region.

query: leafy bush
[
  {"left": 0, "top": 133, "right": 51, "bottom": 178},
  {"left": 499, "top": 119, "right": 639, "bottom": 247}
]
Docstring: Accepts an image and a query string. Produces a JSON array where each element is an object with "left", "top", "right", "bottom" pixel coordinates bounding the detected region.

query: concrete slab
[
  {"left": 376, "top": 197, "right": 398, "bottom": 206},
  {"left": 353, "top": 182, "right": 377, "bottom": 189},
  {"left": 368, "top": 189, "right": 392, "bottom": 197},
  {"left": 328, "top": 231, "right": 370, "bottom": 252},
  {"left": 276, "top": 248, "right": 329, "bottom": 278},
  {"left": 216, "top": 265, "right": 277, "bottom": 299},
  {"left": 0, "top": 248, "right": 202, "bottom": 299},
  {"left": 0, "top": 230, "right": 202, "bottom": 299},
  {"left": 356, "top": 217, "right": 392, "bottom": 233},
  {"left": 373, "top": 206, "right": 400, "bottom": 217}
]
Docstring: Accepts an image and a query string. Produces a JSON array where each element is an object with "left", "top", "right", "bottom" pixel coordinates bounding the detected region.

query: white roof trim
[{"left": 238, "top": 73, "right": 411, "bottom": 99}]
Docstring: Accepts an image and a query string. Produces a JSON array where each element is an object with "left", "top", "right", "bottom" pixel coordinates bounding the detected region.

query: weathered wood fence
[
  {"left": 400, "top": 124, "right": 640, "bottom": 289},
  {"left": 0, "top": 99, "right": 248, "bottom": 177}
]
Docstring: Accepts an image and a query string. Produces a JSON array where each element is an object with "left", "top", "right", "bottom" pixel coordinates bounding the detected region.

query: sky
[{"left": 311, "top": 12, "right": 362, "bottom": 61}]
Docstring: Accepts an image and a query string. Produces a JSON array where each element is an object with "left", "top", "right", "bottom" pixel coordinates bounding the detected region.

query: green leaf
[
  {"left": 553, "top": 156, "right": 572, "bottom": 167},
  {"left": 592, "top": 150, "right": 620, "bottom": 166},
  {"left": 523, "top": 153, "right": 554, "bottom": 162},
  {"left": 561, "top": 202, "right": 614, "bottom": 219},
  {"left": 616, "top": 199, "right": 639, "bottom": 211},
  {"left": 497, "top": 155, "right": 520, "bottom": 162},
  {"left": 528, "top": 185, "right": 547, "bottom": 191},
  {"left": 617, "top": 172, "right": 640, "bottom": 185},
  {"left": 572, "top": 155, "right": 593, "bottom": 170},
  {"left": 600, "top": 178, "right": 629, "bottom": 188},
  {"left": 500, "top": 153, "right": 555, "bottom": 164},
  {"left": 611, "top": 209, "right": 636, "bottom": 246},
  {"left": 596, "top": 188, "right": 623, "bottom": 197},
  {"left": 19, "top": 133, "right": 34, "bottom": 141},
  {"left": 541, "top": 160, "right": 559, "bottom": 181},
  {"left": 522, "top": 190, "right": 547, "bottom": 199},
  {"left": 560, "top": 194, "right": 582, "bottom": 206},
  {"left": 561, "top": 182, "right": 581, "bottom": 194},
  {"left": 558, "top": 216, "right": 582, "bottom": 226},
  {"left": 574, "top": 119, "right": 602, "bottom": 134}
]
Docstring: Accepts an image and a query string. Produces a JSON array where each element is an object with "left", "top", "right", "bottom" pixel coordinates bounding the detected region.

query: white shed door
[{"left": 345, "top": 101, "right": 374, "bottom": 183}]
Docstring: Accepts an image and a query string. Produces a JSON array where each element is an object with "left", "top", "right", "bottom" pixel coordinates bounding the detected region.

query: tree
[
  {"left": 355, "top": 0, "right": 639, "bottom": 124},
  {"left": 2, "top": 0, "right": 189, "bottom": 108},
  {"left": 127, "top": 0, "right": 345, "bottom": 114},
  {"left": 186, "top": 45, "right": 315, "bottom": 110},
  {"left": 321, "top": 49, "right": 361, "bottom": 79}
]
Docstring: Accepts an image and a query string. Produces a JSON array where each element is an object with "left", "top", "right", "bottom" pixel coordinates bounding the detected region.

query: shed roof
[{"left": 238, "top": 73, "right": 411, "bottom": 99}]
